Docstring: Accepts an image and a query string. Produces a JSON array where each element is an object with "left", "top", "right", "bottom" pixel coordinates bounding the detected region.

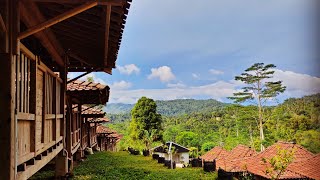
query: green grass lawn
[{"left": 73, "top": 151, "right": 217, "bottom": 180}]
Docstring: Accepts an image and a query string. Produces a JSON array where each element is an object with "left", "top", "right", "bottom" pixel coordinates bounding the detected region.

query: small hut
[{"left": 152, "top": 142, "right": 190, "bottom": 166}]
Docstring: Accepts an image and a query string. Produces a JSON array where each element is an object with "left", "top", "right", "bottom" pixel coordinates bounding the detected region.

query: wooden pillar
[
  {"left": 75, "top": 104, "right": 83, "bottom": 160},
  {"left": 87, "top": 119, "right": 91, "bottom": 147},
  {"left": 0, "top": 0, "right": 18, "bottom": 179},
  {"left": 55, "top": 56, "right": 68, "bottom": 178}
]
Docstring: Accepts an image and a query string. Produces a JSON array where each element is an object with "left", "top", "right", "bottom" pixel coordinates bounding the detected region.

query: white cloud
[
  {"left": 167, "top": 82, "right": 186, "bottom": 88},
  {"left": 110, "top": 81, "right": 132, "bottom": 90},
  {"left": 108, "top": 69, "right": 320, "bottom": 104},
  {"left": 148, "top": 66, "right": 175, "bottom": 82},
  {"left": 272, "top": 69, "right": 320, "bottom": 97},
  {"left": 192, "top": 73, "right": 200, "bottom": 79},
  {"left": 109, "top": 80, "right": 238, "bottom": 103},
  {"left": 117, "top": 64, "right": 140, "bottom": 75},
  {"left": 209, "top": 69, "right": 224, "bottom": 75}
]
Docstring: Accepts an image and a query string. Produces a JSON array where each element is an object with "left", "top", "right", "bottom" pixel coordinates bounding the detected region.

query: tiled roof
[
  {"left": 82, "top": 106, "right": 105, "bottom": 115},
  {"left": 67, "top": 80, "right": 107, "bottom": 91},
  {"left": 87, "top": 117, "right": 109, "bottom": 123},
  {"left": 201, "top": 146, "right": 229, "bottom": 161},
  {"left": 96, "top": 125, "right": 117, "bottom": 134},
  {"left": 67, "top": 80, "right": 110, "bottom": 104},
  {"left": 216, "top": 145, "right": 256, "bottom": 172},
  {"left": 288, "top": 154, "right": 320, "bottom": 180},
  {"left": 227, "top": 144, "right": 257, "bottom": 159},
  {"left": 238, "top": 142, "right": 314, "bottom": 179}
]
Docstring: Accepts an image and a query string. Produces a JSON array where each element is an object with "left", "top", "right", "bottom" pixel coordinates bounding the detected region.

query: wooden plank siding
[{"left": 15, "top": 45, "right": 64, "bottom": 174}]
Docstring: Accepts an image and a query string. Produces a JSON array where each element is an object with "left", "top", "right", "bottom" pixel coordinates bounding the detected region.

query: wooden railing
[
  {"left": 90, "top": 127, "right": 97, "bottom": 147},
  {"left": 16, "top": 44, "right": 64, "bottom": 167}
]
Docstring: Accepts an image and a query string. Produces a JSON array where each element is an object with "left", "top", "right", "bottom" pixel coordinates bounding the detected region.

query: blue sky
[{"left": 69, "top": 0, "right": 320, "bottom": 104}]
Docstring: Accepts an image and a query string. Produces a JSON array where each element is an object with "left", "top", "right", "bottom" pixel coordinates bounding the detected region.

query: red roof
[
  {"left": 67, "top": 80, "right": 110, "bottom": 104},
  {"left": 82, "top": 105, "right": 105, "bottom": 115},
  {"left": 87, "top": 117, "right": 109, "bottom": 123},
  {"left": 216, "top": 145, "right": 256, "bottom": 172},
  {"left": 67, "top": 80, "right": 107, "bottom": 91},
  {"left": 237, "top": 142, "right": 314, "bottom": 179},
  {"left": 201, "top": 146, "right": 229, "bottom": 161},
  {"left": 96, "top": 125, "right": 116, "bottom": 134},
  {"left": 287, "top": 154, "right": 320, "bottom": 180}
]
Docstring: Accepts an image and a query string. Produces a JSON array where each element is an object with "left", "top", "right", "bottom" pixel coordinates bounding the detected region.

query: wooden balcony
[{"left": 16, "top": 44, "right": 64, "bottom": 180}]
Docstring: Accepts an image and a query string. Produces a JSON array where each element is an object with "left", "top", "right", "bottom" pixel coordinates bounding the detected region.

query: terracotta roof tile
[
  {"left": 201, "top": 146, "right": 229, "bottom": 161},
  {"left": 288, "top": 154, "right": 320, "bottom": 180},
  {"left": 87, "top": 117, "right": 109, "bottom": 123},
  {"left": 216, "top": 145, "right": 256, "bottom": 172},
  {"left": 236, "top": 142, "right": 314, "bottom": 179},
  {"left": 67, "top": 79, "right": 110, "bottom": 104},
  {"left": 82, "top": 105, "right": 105, "bottom": 115},
  {"left": 96, "top": 125, "right": 117, "bottom": 134},
  {"left": 67, "top": 80, "right": 107, "bottom": 92}
]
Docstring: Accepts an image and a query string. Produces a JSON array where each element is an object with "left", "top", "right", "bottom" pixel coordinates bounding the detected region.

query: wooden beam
[
  {"left": 19, "top": 1, "right": 98, "bottom": 40},
  {"left": 20, "top": 0, "right": 64, "bottom": 67},
  {"left": 33, "top": 0, "right": 125, "bottom": 6},
  {"left": 104, "top": 5, "right": 111, "bottom": 65},
  {"left": 0, "top": 13, "right": 6, "bottom": 32}
]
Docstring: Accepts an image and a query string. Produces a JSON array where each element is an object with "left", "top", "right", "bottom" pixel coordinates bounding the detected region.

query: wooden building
[
  {"left": 81, "top": 105, "right": 109, "bottom": 152},
  {"left": 96, "top": 125, "right": 120, "bottom": 151},
  {"left": 66, "top": 80, "right": 110, "bottom": 170},
  {"left": 0, "top": 0, "right": 131, "bottom": 179},
  {"left": 219, "top": 142, "right": 316, "bottom": 179}
]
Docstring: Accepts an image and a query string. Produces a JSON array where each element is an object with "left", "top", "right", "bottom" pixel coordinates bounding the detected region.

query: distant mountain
[
  {"left": 105, "top": 103, "right": 134, "bottom": 114},
  {"left": 105, "top": 99, "right": 227, "bottom": 116}
]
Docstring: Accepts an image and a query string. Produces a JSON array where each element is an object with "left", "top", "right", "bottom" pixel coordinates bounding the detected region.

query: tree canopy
[
  {"left": 229, "top": 63, "right": 286, "bottom": 151},
  {"left": 129, "top": 97, "right": 163, "bottom": 148}
]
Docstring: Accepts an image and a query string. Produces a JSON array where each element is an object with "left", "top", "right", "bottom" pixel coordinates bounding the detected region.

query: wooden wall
[{"left": 16, "top": 45, "right": 64, "bottom": 172}]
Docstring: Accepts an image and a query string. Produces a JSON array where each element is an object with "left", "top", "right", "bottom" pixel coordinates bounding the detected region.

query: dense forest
[
  {"left": 106, "top": 94, "right": 320, "bottom": 154},
  {"left": 106, "top": 99, "right": 226, "bottom": 123}
]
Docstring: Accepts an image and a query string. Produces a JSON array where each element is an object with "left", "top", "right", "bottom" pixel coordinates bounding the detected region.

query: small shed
[{"left": 152, "top": 142, "right": 190, "bottom": 165}]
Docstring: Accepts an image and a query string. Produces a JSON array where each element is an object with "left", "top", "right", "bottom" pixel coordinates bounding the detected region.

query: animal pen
[{"left": 0, "top": 0, "right": 131, "bottom": 179}]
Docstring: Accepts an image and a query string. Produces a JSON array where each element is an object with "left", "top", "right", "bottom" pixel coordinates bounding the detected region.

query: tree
[
  {"left": 263, "top": 146, "right": 295, "bottom": 180},
  {"left": 229, "top": 63, "right": 286, "bottom": 151},
  {"left": 129, "top": 97, "right": 163, "bottom": 149}
]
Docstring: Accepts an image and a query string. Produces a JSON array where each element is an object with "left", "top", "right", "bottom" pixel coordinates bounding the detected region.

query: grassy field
[{"left": 73, "top": 151, "right": 217, "bottom": 180}]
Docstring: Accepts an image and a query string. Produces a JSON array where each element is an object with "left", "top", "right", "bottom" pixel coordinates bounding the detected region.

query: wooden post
[
  {"left": 29, "top": 56, "right": 37, "bottom": 153},
  {"left": 55, "top": 56, "right": 68, "bottom": 178},
  {"left": 0, "top": 0, "right": 18, "bottom": 179}
]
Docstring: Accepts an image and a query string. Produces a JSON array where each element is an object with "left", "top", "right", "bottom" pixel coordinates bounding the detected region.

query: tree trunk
[
  {"left": 257, "top": 80, "right": 265, "bottom": 152},
  {"left": 258, "top": 96, "right": 265, "bottom": 151}
]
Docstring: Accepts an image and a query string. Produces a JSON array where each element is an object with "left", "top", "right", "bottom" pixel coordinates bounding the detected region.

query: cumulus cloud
[
  {"left": 209, "top": 69, "right": 224, "bottom": 75},
  {"left": 272, "top": 69, "right": 320, "bottom": 97},
  {"left": 148, "top": 66, "right": 175, "bottom": 82},
  {"left": 109, "top": 80, "right": 238, "bottom": 103},
  {"left": 117, "top": 64, "right": 140, "bottom": 75},
  {"left": 110, "top": 81, "right": 132, "bottom": 90},
  {"left": 109, "top": 69, "right": 320, "bottom": 104}
]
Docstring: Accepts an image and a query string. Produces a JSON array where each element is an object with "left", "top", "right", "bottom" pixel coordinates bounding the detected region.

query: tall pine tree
[{"left": 229, "top": 63, "right": 286, "bottom": 151}]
